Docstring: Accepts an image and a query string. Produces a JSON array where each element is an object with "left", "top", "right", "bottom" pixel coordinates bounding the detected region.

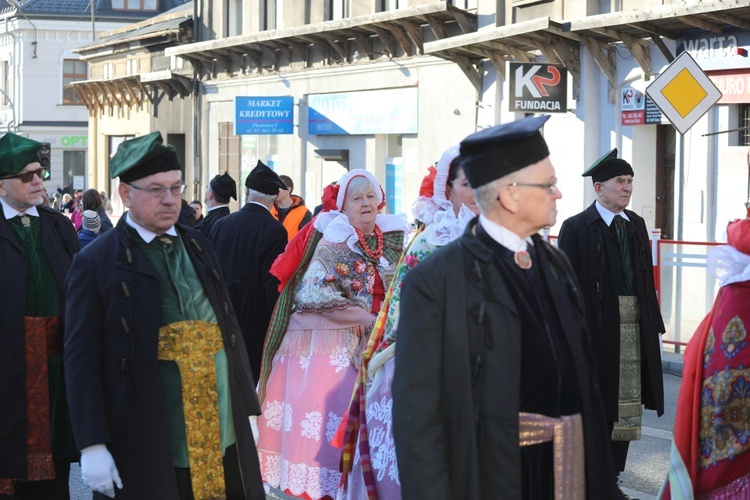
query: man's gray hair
[
  {"left": 473, "top": 178, "right": 504, "bottom": 213},
  {"left": 247, "top": 189, "right": 277, "bottom": 207}
]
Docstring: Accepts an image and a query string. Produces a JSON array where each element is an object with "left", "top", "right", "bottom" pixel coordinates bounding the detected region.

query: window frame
[
  {"left": 111, "top": 0, "right": 159, "bottom": 12},
  {"left": 62, "top": 59, "right": 87, "bottom": 106}
]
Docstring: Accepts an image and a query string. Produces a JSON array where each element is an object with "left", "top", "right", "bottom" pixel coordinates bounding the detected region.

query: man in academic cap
[
  {"left": 557, "top": 149, "right": 664, "bottom": 500},
  {"left": 195, "top": 171, "right": 236, "bottom": 238},
  {"left": 63, "top": 132, "right": 265, "bottom": 499},
  {"left": 0, "top": 133, "right": 79, "bottom": 499},
  {"left": 392, "top": 115, "right": 616, "bottom": 500},
  {"left": 209, "top": 160, "right": 288, "bottom": 382}
]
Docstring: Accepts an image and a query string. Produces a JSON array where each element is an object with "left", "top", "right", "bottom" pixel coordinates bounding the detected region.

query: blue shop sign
[
  {"left": 677, "top": 27, "right": 750, "bottom": 71},
  {"left": 235, "top": 96, "right": 294, "bottom": 135},
  {"left": 308, "top": 87, "right": 418, "bottom": 135}
]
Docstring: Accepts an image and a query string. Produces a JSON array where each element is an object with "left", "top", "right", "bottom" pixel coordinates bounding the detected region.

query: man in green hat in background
[
  {"left": 195, "top": 171, "right": 236, "bottom": 238},
  {"left": 0, "top": 132, "right": 80, "bottom": 498},
  {"left": 63, "top": 132, "right": 265, "bottom": 499},
  {"left": 557, "top": 149, "right": 665, "bottom": 500}
]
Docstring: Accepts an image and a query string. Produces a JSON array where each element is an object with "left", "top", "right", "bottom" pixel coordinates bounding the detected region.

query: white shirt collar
[
  {"left": 478, "top": 213, "right": 533, "bottom": 253},
  {"left": 248, "top": 201, "right": 271, "bottom": 212},
  {"left": 206, "top": 204, "right": 228, "bottom": 214},
  {"left": 125, "top": 212, "right": 177, "bottom": 243},
  {"left": 595, "top": 201, "right": 630, "bottom": 226},
  {"left": 1, "top": 198, "right": 40, "bottom": 219}
]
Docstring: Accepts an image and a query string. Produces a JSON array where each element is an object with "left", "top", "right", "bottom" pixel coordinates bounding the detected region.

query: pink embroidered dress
[{"left": 257, "top": 211, "right": 409, "bottom": 500}]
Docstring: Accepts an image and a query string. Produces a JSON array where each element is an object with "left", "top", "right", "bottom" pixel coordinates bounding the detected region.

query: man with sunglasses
[
  {"left": 558, "top": 150, "right": 665, "bottom": 500},
  {"left": 63, "top": 132, "right": 265, "bottom": 499},
  {"left": 0, "top": 133, "right": 80, "bottom": 498}
]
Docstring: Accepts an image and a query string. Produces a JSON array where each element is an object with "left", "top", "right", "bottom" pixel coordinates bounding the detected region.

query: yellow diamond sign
[{"left": 646, "top": 51, "right": 722, "bottom": 134}]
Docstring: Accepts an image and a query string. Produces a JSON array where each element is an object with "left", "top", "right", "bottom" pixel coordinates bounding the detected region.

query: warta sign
[{"left": 508, "top": 62, "right": 567, "bottom": 113}]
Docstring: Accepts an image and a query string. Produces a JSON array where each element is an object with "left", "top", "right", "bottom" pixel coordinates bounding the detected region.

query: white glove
[
  {"left": 80, "top": 444, "right": 123, "bottom": 498},
  {"left": 249, "top": 415, "right": 260, "bottom": 445}
]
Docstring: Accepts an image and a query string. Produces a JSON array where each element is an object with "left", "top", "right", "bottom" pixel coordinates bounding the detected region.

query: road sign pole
[{"left": 676, "top": 131, "right": 684, "bottom": 242}]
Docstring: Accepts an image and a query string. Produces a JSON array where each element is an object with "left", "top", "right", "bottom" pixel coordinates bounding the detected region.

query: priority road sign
[{"left": 646, "top": 51, "right": 722, "bottom": 135}]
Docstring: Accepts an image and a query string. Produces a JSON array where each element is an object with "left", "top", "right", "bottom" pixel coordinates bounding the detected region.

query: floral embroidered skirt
[
  {"left": 338, "top": 343, "right": 402, "bottom": 500},
  {"left": 258, "top": 308, "right": 373, "bottom": 500}
]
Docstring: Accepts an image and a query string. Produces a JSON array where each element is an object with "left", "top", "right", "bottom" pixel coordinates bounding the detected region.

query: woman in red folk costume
[
  {"left": 661, "top": 214, "right": 750, "bottom": 499},
  {"left": 337, "top": 145, "right": 479, "bottom": 500},
  {"left": 256, "top": 170, "right": 410, "bottom": 500}
]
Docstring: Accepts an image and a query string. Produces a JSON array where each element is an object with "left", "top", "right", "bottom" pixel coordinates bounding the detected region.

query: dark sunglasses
[{"left": 1, "top": 167, "right": 50, "bottom": 183}]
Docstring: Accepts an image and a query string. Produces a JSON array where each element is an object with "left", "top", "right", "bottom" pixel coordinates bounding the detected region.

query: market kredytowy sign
[{"left": 508, "top": 62, "right": 567, "bottom": 113}]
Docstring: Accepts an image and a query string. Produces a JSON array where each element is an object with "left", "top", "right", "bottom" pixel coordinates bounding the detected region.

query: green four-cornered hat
[{"left": 0, "top": 132, "right": 46, "bottom": 179}]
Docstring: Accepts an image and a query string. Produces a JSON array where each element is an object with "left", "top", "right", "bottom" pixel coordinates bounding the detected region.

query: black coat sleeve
[{"left": 392, "top": 264, "right": 452, "bottom": 500}]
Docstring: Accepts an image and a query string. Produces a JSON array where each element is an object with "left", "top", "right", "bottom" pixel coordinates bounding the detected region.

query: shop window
[
  {"left": 112, "top": 0, "right": 158, "bottom": 11},
  {"left": 219, "top": 122, "right": 241, "bottom": 204},
  {"left": 63, "top": 59, "right": 87, "bottom": 105},
  {"left": 741, "top": 104, "right": 750, "bottom": 146},
  {"left": 63, "top": 150, "right": 86, "bottom": 191}
]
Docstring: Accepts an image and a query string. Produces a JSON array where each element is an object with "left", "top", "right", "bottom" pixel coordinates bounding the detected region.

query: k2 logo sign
[{"left": 508, "top": 62, "right": 568, "bottom": 113}]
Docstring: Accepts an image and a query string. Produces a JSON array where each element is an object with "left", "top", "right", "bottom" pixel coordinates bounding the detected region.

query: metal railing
[{"left": 545, "top": 228, "right": 725, "bottom": 354}]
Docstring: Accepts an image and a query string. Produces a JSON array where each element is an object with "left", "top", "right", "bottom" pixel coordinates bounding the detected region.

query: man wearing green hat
[
  {"left": 0, "top": 132, "right": 80, "bottom": 498},
  {"left": 63, "top": 132, "right": 265, "bottom": 499},
  {"left": 195, "top": 171, "right": 236, "bottom": 238},
  {"left": 558, "top": 149, "right": 665, "bottom": 500}
]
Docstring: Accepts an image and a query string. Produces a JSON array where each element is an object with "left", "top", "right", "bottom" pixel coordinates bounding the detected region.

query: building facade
[
  {"left": 0, "top": 0, "right": 189, "bottom": 196},
  {"left": 73, "top": 2, "right": 193, "bottom": 215}
]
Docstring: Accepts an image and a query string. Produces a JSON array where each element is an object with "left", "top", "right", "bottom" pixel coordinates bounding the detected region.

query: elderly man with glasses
[
  {"left": 0, "top": 133, "right": 80, "bottom": 498},
  {"left": 63, "top": 132, "right": 265, "bottom": 500},
  {"left": 392, "top": 116, "right": 616, "bottom": 500}
]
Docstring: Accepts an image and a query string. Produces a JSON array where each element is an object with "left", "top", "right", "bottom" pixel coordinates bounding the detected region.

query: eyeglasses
[
  {"left": 507, "top": 180, "right": 558, "bottom": 193},
  {"left": 127, "top": 182, "right": 186, "bottom": 199},
  {"left": 1, "top": 167, "right": 49, "bottom": 183}
]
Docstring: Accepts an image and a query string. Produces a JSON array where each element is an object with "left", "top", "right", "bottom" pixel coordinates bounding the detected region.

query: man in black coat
[
  {"left": 392, "top": 116, "right": 616, "bottom": 500},
  {"left": 209, "top": 161, "right": 288, "bottom": 382},
  {"left": 558, "top": 149, "right": 665, "bottom": 500},
  {"left": 195, "top": 172, "right": 236, "bottom": 238},
  {"left": 0, "top": 133, "right": 80, "bottom": 498},
  {"left": 64, "top": 132, "right": 264, "bottom": 499}
]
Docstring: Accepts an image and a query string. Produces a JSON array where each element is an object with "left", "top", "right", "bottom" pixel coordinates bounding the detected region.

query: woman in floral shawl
[
  {"left": 256, "top": 170, "right": 411, "bottom": 500},
  {"left": 660, "top": 215, "right": 750, "bottom": 499},
  {"left": 337, "top": 146, "right": 480, "bottom": 500}
]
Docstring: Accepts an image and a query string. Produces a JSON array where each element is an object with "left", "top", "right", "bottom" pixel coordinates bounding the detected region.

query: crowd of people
[{"left": 0, "top": 117, "right": 747, "bottom": 500}]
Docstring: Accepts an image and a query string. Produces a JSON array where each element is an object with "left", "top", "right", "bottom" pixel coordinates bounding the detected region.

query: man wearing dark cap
[
  {"left": 270, "top": 174, "right": 312, "bottom": 240},
  {"left": 0, "top": 132, "right": 79, "bottom": 498},
  {"left": 392, "top": 115, "right": 615, "bottom": 500},
  {"left": 209, "top": 160, "right": 288, "bottom": 382},
  {"left": 63, "top": 132, "right": 265, "bottom": 499},
  {"left": 195, "top": 171, "right": 236, "bottom": 238},
  {"left": 558, "top": 149, "right": 664, "bottom": 500}
]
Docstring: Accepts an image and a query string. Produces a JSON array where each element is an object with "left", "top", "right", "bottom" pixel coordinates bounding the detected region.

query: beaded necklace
[{"left": 355, "top": 225, "right": 384, "bottom": 261}]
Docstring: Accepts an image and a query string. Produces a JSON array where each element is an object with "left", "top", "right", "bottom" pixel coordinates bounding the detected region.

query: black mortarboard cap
[
  {"left": 245, "top": 160, "right": 286, "bottom": 195},
  {"left": 459, "top": 115, "right": 551, "bottom": 188},
  {"left": 582, "top": 148, "right": 634, "bottom": 183},
  {"left": 210, "top": 172, "right": 237, "bottom": 200},
  {"left": 110, "top": 132, "right": 181, "bottom": 183}
]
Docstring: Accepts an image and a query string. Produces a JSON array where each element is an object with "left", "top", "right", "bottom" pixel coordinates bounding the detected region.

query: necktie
[{"left": 613, "top": 216, "right": 634, "bottom": 296}]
